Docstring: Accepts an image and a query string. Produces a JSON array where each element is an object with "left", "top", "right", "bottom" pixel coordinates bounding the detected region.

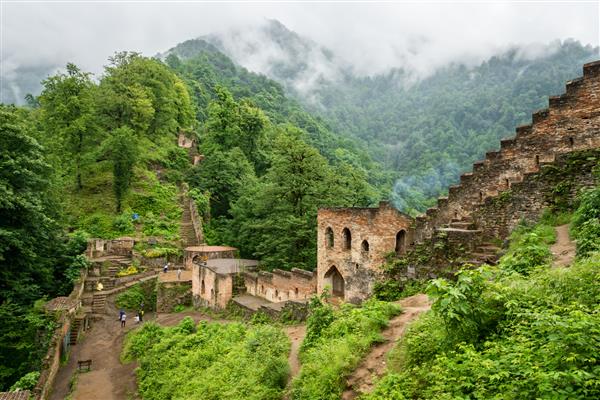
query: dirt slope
[{"left": 342, "top": 293, "right": 431, "bottom": 400}]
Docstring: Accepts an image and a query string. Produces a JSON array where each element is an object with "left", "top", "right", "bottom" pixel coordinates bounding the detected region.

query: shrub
[
  {"left": 364, "top": 223, "right": 600, "bottom": 400},
  {"left": 115, "top": 281, "right": 156, "bottom": 311},
  {"left": 571, "top": 186, "right": 600, "bottom": 258},
  {"left": 122, "top": 319, "right": 290, "bottom": 400},
  {"left": 291, "top": 299, "right": 400, "bottom": 400},
  {"left": 9, "top": 371, "right": 40, "bottom": 391},
  {"left": 116, "top": 265, "right": 139, "bottom": 277}
]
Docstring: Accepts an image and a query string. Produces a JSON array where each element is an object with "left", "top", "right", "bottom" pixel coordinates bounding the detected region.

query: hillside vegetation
[
  {"left": 364, "top": 184, "right": 600, "bottom": 399},
  {"left": 201, "top": 22, "right": 598, "bottom": 213},
  {"left": 122, "top": 318, "right": 290, "bottom": 400},
  {"left": 0, "top": 46, "right": 379, "bottom": 389}
]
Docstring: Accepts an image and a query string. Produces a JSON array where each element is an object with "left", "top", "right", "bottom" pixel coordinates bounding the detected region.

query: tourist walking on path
[
  {"left": 139, "top": 309, "right": 144, "bottom": 322},
  {"left": 163, "top": 262, "right": 169, "bottom": 273},
  {"left": 177, "top": 267, "right": 181, "bottom": 280},
  {"left": 120, "top": 313, "right": 126, "bottom": 328},
  {"left": 119, "top": 309, "right": 124, "bottom": 322}
]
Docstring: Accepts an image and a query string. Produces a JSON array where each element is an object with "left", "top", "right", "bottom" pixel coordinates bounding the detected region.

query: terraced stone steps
[
  {"left": 69, "top": 317, "right": 83, "bottom": 345},
  {"left": 91, "top": 293, "right": 107, "bottom": 314}
]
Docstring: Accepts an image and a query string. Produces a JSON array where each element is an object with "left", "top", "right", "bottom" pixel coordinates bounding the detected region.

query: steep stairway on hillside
[
  {"left": 180, "top": 195, "right": 200, "bottom": 247},
  {"left": 69, "top": 317, "right": 83, "bottom": 345},
  {"left": 92, "top": 292, "right": 107, "bottom": 314}
]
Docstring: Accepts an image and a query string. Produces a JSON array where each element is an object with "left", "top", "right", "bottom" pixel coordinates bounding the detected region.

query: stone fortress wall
[
  {"left": 412, "top": 61, "right": 600, "bottom": 244},
  {"left": 317, "top": 203, "right": 413, "bottom": 303},
  {"left": 243, "top": 268, "right": 316, "bottom": 303},
  {"left": 316, "top": 60, "right": 600, "bottom": 300}
]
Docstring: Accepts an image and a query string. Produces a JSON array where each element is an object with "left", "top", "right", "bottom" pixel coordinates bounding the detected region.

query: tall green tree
[
  {"left": 39, "top": 63, "right": 98, "bottom": 190},
  {"left": 229, "top": 129, "right": 341, "bottom": 269},
  {"left": 108, "top": 127, "right": 138, "bottom": 213},
  {"left": 98, "top": 52, "right": 194, "bottom": 139}
]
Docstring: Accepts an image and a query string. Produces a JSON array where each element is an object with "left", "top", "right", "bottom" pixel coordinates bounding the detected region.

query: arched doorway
[
  {"left": 324, "top": 265, "right": 345, "bottom": 298},
  {"left": 395, "top": 230, "right": 406, "bottom": 255}
]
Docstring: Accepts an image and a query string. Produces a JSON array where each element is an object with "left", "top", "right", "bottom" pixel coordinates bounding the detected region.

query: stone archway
[
  {"left": 395, "top": 230, "right": 406, "bottom": 255},
  {"left": 324, "top": 265, "right": 345, "bottom": 298}
]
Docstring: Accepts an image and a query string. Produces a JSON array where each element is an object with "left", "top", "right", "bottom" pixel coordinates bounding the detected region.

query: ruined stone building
[
  {"left": 317, "top": 202, "right": 413, "bottom": 303},
  {"left": 243, "top": 268, "right": 316, "bottom": 303},
  {"left": 316, "top": 60, "right": 600, "bottom": 301}
]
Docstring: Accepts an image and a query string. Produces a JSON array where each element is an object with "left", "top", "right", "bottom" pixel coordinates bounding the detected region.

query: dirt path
[
  {"left": 50, "top": 298, "right": 140, "bottom": 400},
  {"left": 342, "top": 293, "right": 431, "bottom": 400},
  {"left": 284, "top": 324, "right": 307, "bottom": 379},
  {"left": 551, "top": 224, "right": 576, "bottom": 268},
  {"left": 50, "top": 298, "right": 217, "bottom": 400}
]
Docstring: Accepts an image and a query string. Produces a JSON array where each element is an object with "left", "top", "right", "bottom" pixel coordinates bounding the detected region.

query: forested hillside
[
  {"left": 0, "top": 46, "right": 381, "bottom": 389},
  {"left": 201, "top": 21, "right": 598, "bottom": 213}
]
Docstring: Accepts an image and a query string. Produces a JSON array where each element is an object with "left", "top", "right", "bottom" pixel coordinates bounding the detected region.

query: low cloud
[{"left": 1, "top": 2, "right": 598, "bottom": 102}]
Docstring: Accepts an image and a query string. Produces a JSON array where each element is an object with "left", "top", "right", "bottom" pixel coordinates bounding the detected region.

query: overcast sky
[{"left": 1, "top": 1, "right": 599, "bottom": 80}]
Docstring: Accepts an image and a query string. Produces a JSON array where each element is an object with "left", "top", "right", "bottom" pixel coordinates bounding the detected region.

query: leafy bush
[
  {"left": 122, "top": 318, "right": 290, "bottom": 400},
  {"left": 115, "top": 281, "right": 156, "bottom": 311},
  {"left": 373, "top": 279, "right": 429, "bottom": 301},
  {"left": 496, "top": 223, "right": 554, "bottom": 275},
  {"left": 571, "top": 186, "right": 600, "bottom": 258},
  {"left": 365, "top": 218, "right": 600, "bottom": 400},
  {"left": 9, "top": 371, "right": 40, "bottom": 391},
  {"left": 116, "top": 265, "right": 139, "bottom": 277},
  {"left": 428, "top": 267, "right": 503, "bottom": 344},
  {"left": 142, "top": 246, "right": 181, "bottom": 259},
  {"left": 291, "top": 299, "right": 401, "bottom": 400},
  {"left": 112, "top": 213, "right": 135, "bottom": 234}
]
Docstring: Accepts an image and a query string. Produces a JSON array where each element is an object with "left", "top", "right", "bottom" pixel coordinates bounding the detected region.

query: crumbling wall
[
  {"left": 192, "top": 266, "right": 233, "bottom": 310},
  {"left": 411, "top": 61, "right": 600, "bottom": 244},
  {"left": 244, "top": 268, "right": 316, "bottom": 302},
  {"left": 316, "top": 202, "right": 413, "bottom": 303},
  {"left": 156, "top": 280, "right": 192, "bottom": 312}
]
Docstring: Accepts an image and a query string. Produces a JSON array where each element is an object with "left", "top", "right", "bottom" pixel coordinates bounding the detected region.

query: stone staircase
[
  {"left": 180, "top": 195, "right": 200, "bottom": 247},
  {"left": 69, "top": 317, "right": 83, "bottom": 345},
  {"left": 91, "top": 292, "right": 107, "bottom": 314}
]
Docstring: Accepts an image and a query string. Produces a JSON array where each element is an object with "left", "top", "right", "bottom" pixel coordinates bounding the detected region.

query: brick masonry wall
[
  {"left": 412, "top": 61, "right": 600, "bottom": 244},
  {"left": 317, "top": 202, "right": 414, "bottom": 303},
  {"left": 156, "top": 281, "right": 192, "bottom": 312},
  {"left": 316, "top": 60, "right": 600, "bottom": 297},
  {"left": 244, "top": 268, "right": 316, "bottom": 302}
]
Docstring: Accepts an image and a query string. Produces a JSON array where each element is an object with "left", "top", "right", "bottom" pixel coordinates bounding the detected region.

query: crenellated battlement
[
  {"left": 316, "top": 60, "right": 600, "bottom": 299},
  {"left": 405, "top": 59, "right": 600, "bottom": 261}
]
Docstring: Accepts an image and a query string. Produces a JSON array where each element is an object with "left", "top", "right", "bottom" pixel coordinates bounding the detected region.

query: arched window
[
  {"left": 275, "top": 289, "right": 279, "bottom": 299},
  {"left": 479, "top": 191, "right": 484, "bottom": 202},
  {"left": 395, "top": 230, "right": 406, "bottom": 255},
  {"left": 505, "top": 178, "right": 510, "bottom": 188},
  {"left": 535, "top": 155, "right": 540, "bottom": 165},
  {"left": 569, "top": 137, "right": 574, "bottom": 146},
  {"left": 324, "top": 265, "right": 345, "bottom": 298},
  {"left": 260, "top": 285, "right": 264, "bottom": 294},
  {"left": 201, "top": 280, "right": 205, "bottom": 294},
  {"left": 361, "top": 240, "right": 369, "bottom": 252},
  {"left": 342, "top": 228, "right": 352, "bottom": 250},
  {"left": 325, "top": 227, "right": 334, "bottom": 249},
  {"left": 295, "top": 287, "right": 299, "bottom": 296}
]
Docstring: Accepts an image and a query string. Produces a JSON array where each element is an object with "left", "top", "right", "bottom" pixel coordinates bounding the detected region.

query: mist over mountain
[{"left": 168, "top": 20, "right": 598, "bottom": 212}]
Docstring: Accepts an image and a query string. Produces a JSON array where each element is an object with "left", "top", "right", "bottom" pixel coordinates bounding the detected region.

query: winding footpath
[
  {"left": 342, "top": 293, "right": 431, "bottom": 400},
  {"left": 550, "top": 224, "right": 576, "bottom": 268}
]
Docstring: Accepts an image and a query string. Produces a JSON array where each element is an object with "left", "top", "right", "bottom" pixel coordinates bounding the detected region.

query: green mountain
[{"left": 198, "top": 21, "right": 598, "bottom": 213}]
